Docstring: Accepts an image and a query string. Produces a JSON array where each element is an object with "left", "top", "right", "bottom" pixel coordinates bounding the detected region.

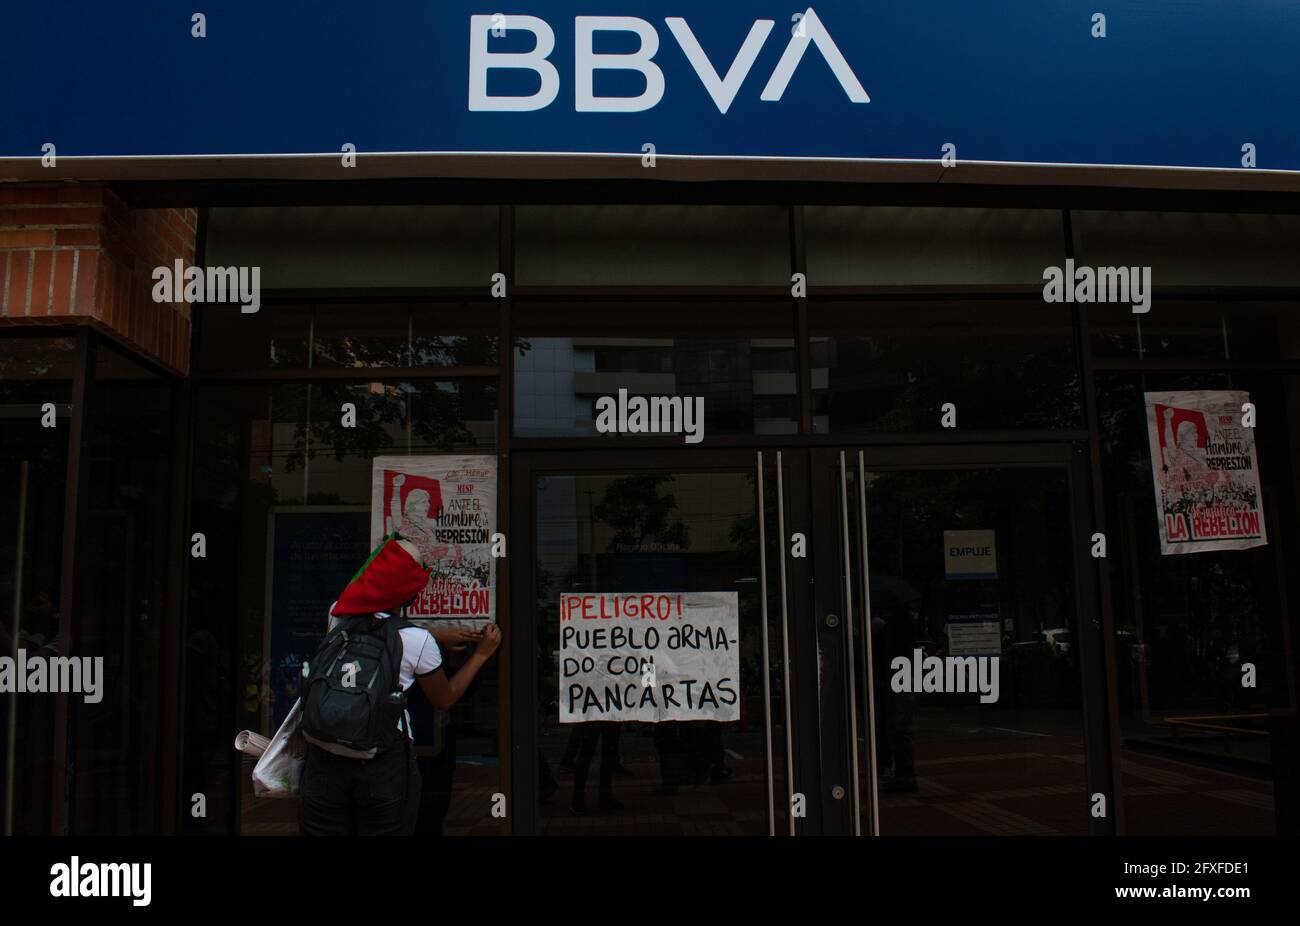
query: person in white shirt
[{"left": 298, "top": 537, "right": 500, "bottom": 836}]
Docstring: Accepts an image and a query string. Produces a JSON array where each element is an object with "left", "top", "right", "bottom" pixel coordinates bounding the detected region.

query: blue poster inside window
[{"left": 267, "top": 510, "right": 369, "bottom": 730}]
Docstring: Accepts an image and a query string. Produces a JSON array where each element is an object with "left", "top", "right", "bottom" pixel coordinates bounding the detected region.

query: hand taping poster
[
  {"left": 1145, "top": 390, "right": 1267, "bottom": 555},
  {"left": 370, "top": 455, "right": 496, "bottom": 625},
  {"left": 558, "top": 591, "right": 740, "bottom": 723}
]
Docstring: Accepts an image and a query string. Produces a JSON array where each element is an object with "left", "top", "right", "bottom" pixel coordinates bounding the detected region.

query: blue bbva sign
[{"left": 3, "top": 1, "right": 1299, "bottom": 171}]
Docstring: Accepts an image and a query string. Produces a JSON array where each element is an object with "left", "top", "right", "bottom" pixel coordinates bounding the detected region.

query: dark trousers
[
  {"left": 299, "top": 740, "right": 421, "bottom": 836},
  {"left": 572, "top": 723, "right": 620, "bottom": 803},
  {"left": 415, "top": 723, "right": 457, "bottom": 836}
]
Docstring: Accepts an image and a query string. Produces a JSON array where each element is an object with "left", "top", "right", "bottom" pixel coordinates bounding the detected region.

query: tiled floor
[{"left": 239, "top": 736, "right": 1276, "bottom": 835}]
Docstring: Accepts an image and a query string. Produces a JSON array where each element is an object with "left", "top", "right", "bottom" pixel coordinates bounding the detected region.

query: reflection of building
[{"left": 516, "top": 336, "right": 825, "bottom": 436}]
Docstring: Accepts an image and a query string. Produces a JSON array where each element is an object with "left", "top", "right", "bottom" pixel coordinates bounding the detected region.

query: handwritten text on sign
[{"left": 559, "top": 591, "right": 739, "bottom": 724}]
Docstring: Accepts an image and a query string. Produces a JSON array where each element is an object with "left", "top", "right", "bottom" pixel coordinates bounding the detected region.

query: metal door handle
[
  {"left": 857, "top": 450, "right": 881, "bottom": 837},
  {"left": 757, "top": 451, "right": 797, "bottom": 837},
  {"left": 839, "top": 452, "right": 863, "bottom": 835}
]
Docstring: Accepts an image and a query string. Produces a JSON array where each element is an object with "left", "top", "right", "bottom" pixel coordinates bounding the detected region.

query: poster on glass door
[
  {"left": 558, "top": 591, "right": 739, "bottom": 723},
  {"left": 1144, "top": 390, "right": 1267, "bottom": 555},
  {"left": 370, "top": 454, "right": 497, "bottom": 625}
]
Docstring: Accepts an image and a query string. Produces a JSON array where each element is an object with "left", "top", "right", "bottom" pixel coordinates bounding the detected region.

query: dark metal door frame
[
  {"left": 807, "top": 440, "right": 1113, "bottom": 836},
  {"left": 507, "top": 446, "right": 822, "bottom": 835},
  {"left": 507, "top": 440, "right": 1111, "bottom": 836}
]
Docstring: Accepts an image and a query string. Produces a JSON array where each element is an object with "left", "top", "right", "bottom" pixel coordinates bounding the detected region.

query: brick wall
[{"left": 0, "top": 182, "right": 196, "bottom": 375}]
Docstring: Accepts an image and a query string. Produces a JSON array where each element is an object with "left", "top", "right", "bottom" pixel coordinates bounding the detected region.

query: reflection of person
[
  {"left": 654, "top": 722, "right": 730, "bottom": 790},
  {"left": 298, "top": 537, "right": 501, "bottom": 836},
  {"left": 872, "top": 583, "right": 917, "bottom": 792},
  {"left": 654, "top": 723, "right": 685, "bottom": 794},
  {"left": 571, "top": 723, "right": 623, "bottom": 813},
  {"left": 689, "top": 724, "right": 729, "bottom": 784}
]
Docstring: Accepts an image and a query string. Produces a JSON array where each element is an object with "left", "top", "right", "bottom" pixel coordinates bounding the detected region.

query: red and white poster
[
  {"left": 370, "top": 455, "right": 497, "bottom": 625},
  {"left": 1145, "top": 390, "right": 1266, "bottom": 555}
]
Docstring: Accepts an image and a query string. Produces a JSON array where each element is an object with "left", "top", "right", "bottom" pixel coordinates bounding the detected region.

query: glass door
[
  {"left": 812, "top": 445, "right": 1111, "bottom": 836},
  {"left": 0, "top": 419, "right": 69, "bottom": 835},
  {"left": 512, "top": 449, "right": 804, "bottom": 835}
]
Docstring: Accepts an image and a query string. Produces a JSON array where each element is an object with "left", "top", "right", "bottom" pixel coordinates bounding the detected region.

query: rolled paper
[{"left": 233, "top": 730, "right": 270, "bottom": 757}]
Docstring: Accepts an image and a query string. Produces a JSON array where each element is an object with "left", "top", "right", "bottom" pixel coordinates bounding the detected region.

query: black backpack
[{"left": 301, "top": 613, "right": 408, "bottom": 759}]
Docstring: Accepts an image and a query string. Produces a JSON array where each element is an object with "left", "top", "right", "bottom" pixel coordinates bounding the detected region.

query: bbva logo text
[{"left": 469, "top": 7, "right": 869, "bottom": 114}]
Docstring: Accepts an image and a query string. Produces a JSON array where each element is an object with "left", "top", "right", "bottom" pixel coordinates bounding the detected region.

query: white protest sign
[
  {"left": 370, "top": 455, "right": 496, "bottom": 625},
  {"left": 1145, "top": 390, "right": 1267, "bottom": 555},
  {"left": 558, "top": 591, "right": 739, "bottom": 723}
]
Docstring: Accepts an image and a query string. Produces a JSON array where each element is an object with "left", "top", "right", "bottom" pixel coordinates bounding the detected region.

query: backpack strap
[
  {"left": 381, "top": 611, "right": 408, "bottom": 693},
  {"left": 390, "top": 608, "right": 413, "bottom": 740}
]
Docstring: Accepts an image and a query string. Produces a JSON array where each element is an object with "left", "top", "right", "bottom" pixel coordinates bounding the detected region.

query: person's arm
[
  {"left": 430, "top": 625, "right": 481, "bottom": 653},
  {"left": 418, "top": 624, "right": 501, "bottom": 710}
]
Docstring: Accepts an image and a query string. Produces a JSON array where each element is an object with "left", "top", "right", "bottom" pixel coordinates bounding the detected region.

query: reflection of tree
[
  {"left": 278, "top": 380, "right": 497, "bottom": 470},
  {"left": 312, "top": 308, "right": 501, "bottom": 369},
  {"left": 274, "top": 308, "right": 521, "bottom": 469},
  {"left": 292, "top": 382, "right": 480, "bottom": 470},
  {"left": 595, "top": 475, "right": 689, "bottom": 552}
]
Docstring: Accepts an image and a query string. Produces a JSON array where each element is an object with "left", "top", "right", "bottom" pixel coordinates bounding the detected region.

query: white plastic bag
[{"left": 251, "top": 699, "right": 306, "bottom": 798}]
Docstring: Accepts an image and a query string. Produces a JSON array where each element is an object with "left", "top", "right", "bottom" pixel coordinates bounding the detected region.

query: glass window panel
[
  {"left": 198, "top": 304, "right": 312, "bottom": 371},
  {"left": 805, "top": 207, "right": 1064, "bottom": 286},
  {"left": 302, "top": 380, "right": 497, "bottom": 505},
  {"left": 515, "top": 205, "right": 790, "bottom": 286},
  {"left": 190, "top": 379, "right": 503, "bottom": 835},
  {"left": 0, "top": 335, "right": 76, "bottom": 405},
  {"left": 311, "top": 305, "right": 410, "bottom": 369},
  {"left": 1089, "top": 300, "right": 1300, "bottom": 362},
  {"left": 533, "top": 470, "right": 781, "bottom": 834},
  {"left": 202, "top": 304, "right": 502, "bottom": 372},
  {"left": 810, "top": 299, "right": 1083, "bottom": 432},
  {"left": 513, "top": 300, "right": 796, "bottom": 437},
  {"left": 267, "top": 383, "right": 308, "bottom": 504},
  {"left": 410, "top": 381, "right": 498, "bottom": 452},
  {"left": 411, "top": 303, "right": 499, "bottom": 369},
  {"left": 1073, "top": 211, "right": 1300, "bottom": 287},
  {"left": 847, "top": 466, "right": 1089, "bottom": 835},
  {"left": 71, "top": 342, "right": 173, "bottom": 833},
  {"left": 0, "top": 337, "right": 70, "bottom": 833},
  {"left": 204, "top": 205, "right": 499, "bottom": 288},
  {"left": 1097, "top": 371, "right": 1299, "bottom": 834}
]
